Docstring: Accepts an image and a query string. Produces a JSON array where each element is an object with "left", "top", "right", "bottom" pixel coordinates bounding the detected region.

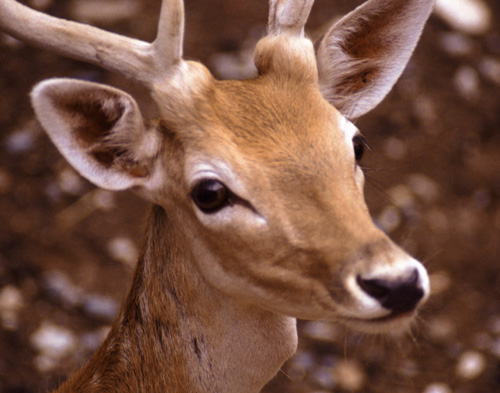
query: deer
[{"left": 0, "top": 0, "right": 435, "bottom": 391}]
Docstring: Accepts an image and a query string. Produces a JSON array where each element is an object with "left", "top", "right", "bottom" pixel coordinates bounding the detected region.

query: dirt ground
[{"left": 1, "top": 0, "right": 500, "bottom": 392}]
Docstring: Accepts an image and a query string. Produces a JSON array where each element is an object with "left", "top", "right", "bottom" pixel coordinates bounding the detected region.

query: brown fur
[{"left": 0, "top": 0, "right": 436, "bottom": 391}]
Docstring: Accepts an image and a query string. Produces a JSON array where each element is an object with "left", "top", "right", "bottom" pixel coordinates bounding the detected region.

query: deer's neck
[{"left": 56, "top": 205, "right": 297, "bottom": 393}]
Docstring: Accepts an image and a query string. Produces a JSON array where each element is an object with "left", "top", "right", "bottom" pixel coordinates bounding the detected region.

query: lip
[{"left": 341, "top": 310, "right": 416, "bottom": 334}]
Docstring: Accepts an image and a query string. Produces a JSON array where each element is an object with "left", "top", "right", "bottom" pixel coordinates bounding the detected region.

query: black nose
[{"left": 356, "top": 268, "right": 424, "bottom": 314}]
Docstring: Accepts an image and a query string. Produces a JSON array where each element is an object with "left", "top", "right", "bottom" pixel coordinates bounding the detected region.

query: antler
[
  {"left": 0, "top": 0, "right": 184, "bottom": 86},
  {"left": 268, "top": 0, "right": 315, "bottom": 37}
]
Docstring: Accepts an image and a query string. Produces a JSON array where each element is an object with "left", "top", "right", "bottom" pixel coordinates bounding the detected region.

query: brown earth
[{"left": 1, "top": 1, "right": 500, "bottom": 392}]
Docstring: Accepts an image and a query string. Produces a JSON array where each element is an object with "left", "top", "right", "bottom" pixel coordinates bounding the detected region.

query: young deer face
[
  {"left": 20, "top": 0, "right": 435, "bottom": 334},
  {"left": 171, "top": 42, "right": 428, "bottom": 333}
]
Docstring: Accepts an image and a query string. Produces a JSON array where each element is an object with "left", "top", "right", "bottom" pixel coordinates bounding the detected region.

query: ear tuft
[{"left": 31, "top": 78, "right": 160, "bottom": 192}]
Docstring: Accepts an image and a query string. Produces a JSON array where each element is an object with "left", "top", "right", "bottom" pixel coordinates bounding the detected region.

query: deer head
[{"left": 0, "top": 0, "right": 435, "bottom": 334}]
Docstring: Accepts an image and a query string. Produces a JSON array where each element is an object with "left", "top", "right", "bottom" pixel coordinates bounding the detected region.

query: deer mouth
[{"left": 341, "top": 308, "right": 420, "bottom": 334}]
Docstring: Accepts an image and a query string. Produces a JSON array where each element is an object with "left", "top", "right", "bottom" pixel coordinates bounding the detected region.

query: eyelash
[{"left": 352, "top": 134, "right": 369, "bottom": 162}]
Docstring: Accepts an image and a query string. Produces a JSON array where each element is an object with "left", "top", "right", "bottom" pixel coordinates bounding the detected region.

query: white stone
[
  {"left": 31, "top": 322, "right": 77, "bottom": 359},
  {"left": 302, "top": 321, "right": 339, "bottom": 342},
  {"left": 439, "top": 32, "right": 475, "bottom": 56},
  {"left": 43, "top": 270, "right": 82, "bottom": 307},
  {"left": 34, "top": 354, "right": 58, "bottom": 373},
  {"left": 427, "top": 316, "right": 456, "bottom": 341},
  {"left": 423, "top": 382, "right": 453, "bottom": 393},
  {"left": 58, "top": 167, "right": 85, "bottom": 195},
  {"left": 429, "top": 271, "right": 452, "bottom": 295},
  {"left": 334, "top": 359, "right": 366, "bottom": 392},
  {"left": 388, "top": 185, "right": 415, "bottom": 209},
  {"left": 435, "top": 0, "right": 491, "bottom": 35},
  {"left": 377, "top": 206, "right": 401, "bottom": 233},
  {"left": 83, "top": 294, "right": 119, "bottom": 320},
  {"left": 408, "top": 174, "right": 440, "bottom": 202},
  {"left": 310, "top": 366, "right": 336, "bottom": 390},
  {"left": 456, "top": 350, "right": 487, "bottom": 379},
  {"left": 0, "top": 285, "right": 24, "bottom": 330},
  {"left": 6, "top": 128, "right": 36, "bottom": 153},
  {"left": 478, "top": 57, "right": 500, "bottom": 85},
  {"left": 108, "top": 237, "right": 138, "bottom": 267},
  {"left": 92, "top": 189, "right": 115, "bottom": 210},
  {"left": 454, "top": 66, "right": 481, "bottom": 100},
  {"left": 383, "top": 137, "right": 407, "bottom": 160}
]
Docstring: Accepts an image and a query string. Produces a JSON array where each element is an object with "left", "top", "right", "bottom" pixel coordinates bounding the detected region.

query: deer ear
[
  {"left": 315, "top": 0, "right": 434, "bottom": 119},
  {"left": 31, "top": 78, "right": 160, "bottom": 192}
]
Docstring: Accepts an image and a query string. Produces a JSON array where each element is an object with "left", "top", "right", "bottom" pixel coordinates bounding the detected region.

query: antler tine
[
  {"left": 268, "top": 0, "right": 315, "bottom": 37},
  {"left": 154, "top": 0, "right": 185, "bottom": 68},
  {"left": 0, "top": 0, "right": 185, "bottom": 87}
]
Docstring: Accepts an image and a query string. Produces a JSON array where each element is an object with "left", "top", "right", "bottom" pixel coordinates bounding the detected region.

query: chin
[{"left": 341, "top": 311, "right": 419, "bottom": 336}]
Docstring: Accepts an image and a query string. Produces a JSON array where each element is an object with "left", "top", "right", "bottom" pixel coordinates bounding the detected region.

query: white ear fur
[
  {"left": 316, "top": 0, "right": 435, "bottom": 119},
  {"left": 31, "top": 78, "right": 161, "bottom": 192}
]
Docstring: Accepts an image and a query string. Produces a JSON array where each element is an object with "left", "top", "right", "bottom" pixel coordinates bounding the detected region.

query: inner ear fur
[
  {"left": 315, "top": 0, "right": 435, "bottom": 119},
  {"left": 31, "top": 78, "right": 160, "bottom": 191}
]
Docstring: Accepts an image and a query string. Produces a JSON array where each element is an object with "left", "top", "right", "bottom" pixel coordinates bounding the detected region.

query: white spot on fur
[{"left": 339, "top": 113, "right": 359, "bottom": 149}]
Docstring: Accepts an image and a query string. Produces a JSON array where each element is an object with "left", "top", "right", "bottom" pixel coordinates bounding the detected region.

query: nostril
[
  {"left": 356, "top": 268, "right": 424, "bottom": 314},
  {"left": 356, "top": 275, "right": 391, "bottom": 301}
]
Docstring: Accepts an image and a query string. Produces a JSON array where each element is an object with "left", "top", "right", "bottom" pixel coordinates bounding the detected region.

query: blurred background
[{"left": 1, "top": 0, "right": 499, "bottom": 392}]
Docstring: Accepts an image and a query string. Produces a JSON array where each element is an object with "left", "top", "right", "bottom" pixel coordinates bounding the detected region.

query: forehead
[
  {"left": 209, "top": 76, "right": 347, "bottom": 156},
  {"left": 179, "top": 75, "right": 359, "bottom": 196}
]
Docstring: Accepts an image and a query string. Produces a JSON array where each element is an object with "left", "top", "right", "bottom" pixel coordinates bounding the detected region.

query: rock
[
  {"left": 478, "top": 57, "right": 500, "bottom": 85},
  {"left": 58, "top": 167, "right": 85, "bottom": 195},
  {"left": 388, "top": 185, "right": 415, "bottom": 210},
  {"left": 5, "top": 128, "right": 36, "bottom": 153},
  {"left": 286, "top": 350, "right": 315, "bottom": 381},
  {"left": 454, "top": 66, "right": 480, "bottom": 101},
  {"left": 439, "top": 32, "right": 475, "bottom": 57},
  {"left": 108, "top": 236, "right": 138, "bottom": 267},
  {"left": 456, "top": 350, "right": 487, "bottom": 379},
  {"left": 429, "top": 271, "right": 452, "bottom": 295},
  {"left": 302, "top": 321, "right": 339, "bottom": 342},
  {"left": 333, "top": 359, "right": 366, "bottom": 392},
  {"left": 309, "top": 365, "right": 336, "bottom": 390},
  {"left": 82, "top": 294, "right": 119, "bottom": 320},
  {"left": 383, "top": 137, "right": 407, "bottom": 160},
  {"left": 0, "top": 285, "right": 24, "bottom": 330},
  {"left": 423, "top": 382, "right": 453, "bottom": 393},
  {"left": 435, "top": 0, "right": 491, "bottom": 35},
  {"left": 43, "top": 270, "right": 82, "bottom": 308},
  {"left": 408, "top": 174, "right": 440, "bottom": 202},
  {"left": 427, "top": 316, "right": 456, "bottom": 342},
  {"left": 92, "top": 189, "right": 115, "bottom": 211},
  {"left": 31, "top": 322, "right": 77, "bottom": 360},
  {"left": 377, "top": 205, "right": 402, "bottom": 233}
]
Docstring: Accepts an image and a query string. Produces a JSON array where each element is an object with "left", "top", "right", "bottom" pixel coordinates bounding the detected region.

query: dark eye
[
  {"left": 191, "top": 179, "right": 231, "bottom": 214},
  {"left": 353, "top": 134, "right": 369, "bottom": 162}
]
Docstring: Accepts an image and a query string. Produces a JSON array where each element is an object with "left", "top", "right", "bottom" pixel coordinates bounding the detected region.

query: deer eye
[
  {"left": 191, "top": 179, "right": 231, "bottom": 214},
  {"left": 352, "top": 134, "right": 369, "bottom": 162}
]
